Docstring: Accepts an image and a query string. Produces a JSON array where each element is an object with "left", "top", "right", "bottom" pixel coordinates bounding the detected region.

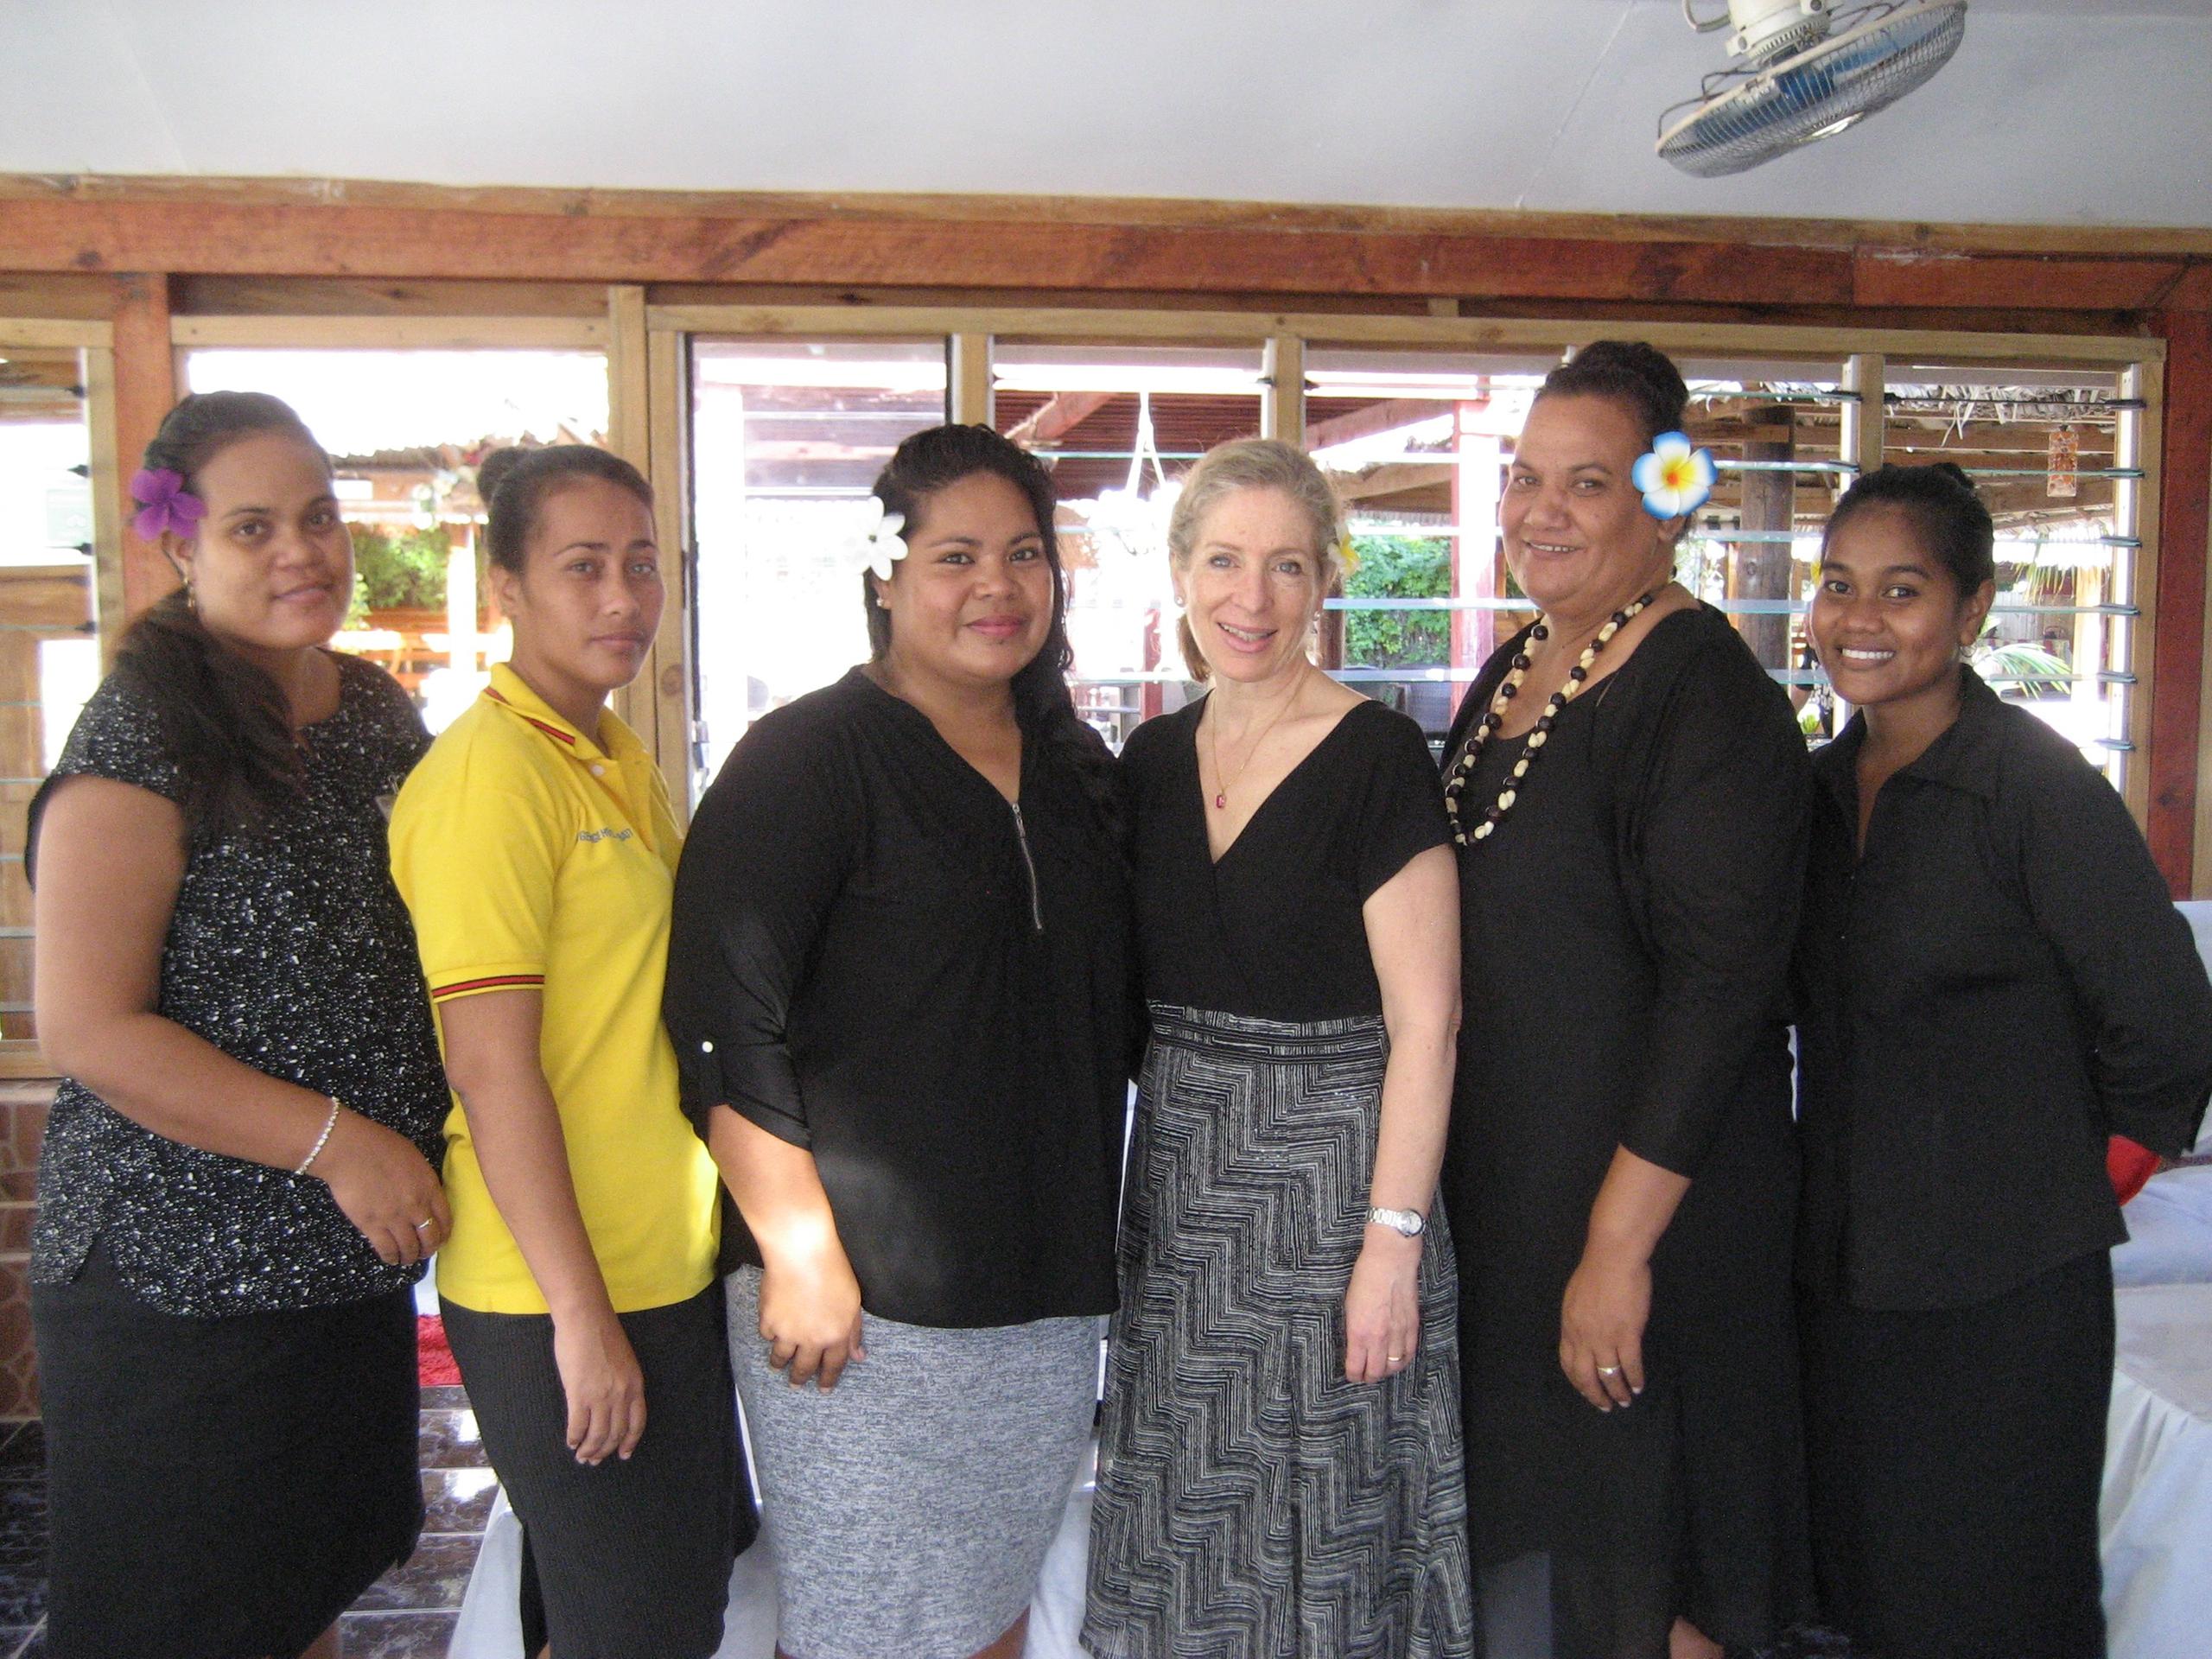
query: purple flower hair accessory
[{"left": 130, "top": 467, "right": 207, "bottom": 543}]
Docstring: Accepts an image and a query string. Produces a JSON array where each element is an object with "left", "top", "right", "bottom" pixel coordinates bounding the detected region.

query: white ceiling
[{"left": 2, "top": 0, "right": 2209, "bottom": 230}]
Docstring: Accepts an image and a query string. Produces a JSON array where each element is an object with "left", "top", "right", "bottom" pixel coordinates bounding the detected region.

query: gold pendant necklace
[{"left": 1209, "top": 681, "right": 1300, "bottom": 811}]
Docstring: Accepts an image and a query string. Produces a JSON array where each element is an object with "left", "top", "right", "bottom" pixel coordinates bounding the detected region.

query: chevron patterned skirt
[{"left": 1083, "top": 1005, "right": 1476, "bottom": 1659}]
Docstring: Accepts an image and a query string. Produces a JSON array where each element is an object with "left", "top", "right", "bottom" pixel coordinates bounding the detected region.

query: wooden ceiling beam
[
  {"left": 8, "top": 175, "right": 2209, "bottom": 261},
  {"left": 0, "top": 195, "right": 1866, "bottom": 307},
  {"left": 1853, "top": 250, "right": 2209, "bottom": 314},
  {"left": 1003, "top": 389, "right": 1114, "bottom": 445},
  {"left": 1332, "top": 462, "right": 1454, "bottom": 499},
  {"left": 1305, "top": 397, "right": 1457, "bottom": 450},
  {"left": 0, "top": 181, "right": 2193, "bottom": 316}
]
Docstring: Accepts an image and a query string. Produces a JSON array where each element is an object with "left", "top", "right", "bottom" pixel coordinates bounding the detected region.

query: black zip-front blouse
[
  {"left": 664, "top": 668, "right": 1132, "bottom": 1329},
  {"left": 1795, "top": 668, "right": 2212, "bottom": 1311}
]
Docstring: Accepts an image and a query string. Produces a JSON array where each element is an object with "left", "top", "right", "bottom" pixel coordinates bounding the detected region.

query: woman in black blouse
[
  {"left": 1438, "top": 342, "right": 1812, "bottom": 1659},
  {"left": 28, "top": 392, "right": 449, "bottom": 1659},
  {"left": 1796, "top": 463, "right": 2212, "bottom": 1659},
  {"left": 664, "top": 423, "right": 1129, "bottom": 1659}
]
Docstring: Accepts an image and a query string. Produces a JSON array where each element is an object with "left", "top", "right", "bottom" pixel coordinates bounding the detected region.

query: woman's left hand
[
  {"left": 1344, "top": 1229, "right": 1423, "bottom": 1384},
  {"left": 1559, "top": 1238, "right": 1651, "bottom": 1411}
]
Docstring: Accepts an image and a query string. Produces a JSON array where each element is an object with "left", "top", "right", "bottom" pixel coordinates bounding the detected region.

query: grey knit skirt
[
  {"left": 728, "top": 1265, "right": 1100, "bottom": 1659},
  {"left": 1084, "top": 1005, "right": 1476, "bottom": 1659}
]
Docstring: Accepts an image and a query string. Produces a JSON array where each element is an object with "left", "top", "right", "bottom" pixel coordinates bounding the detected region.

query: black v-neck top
[
  {"left": 1122, "top": 695, "right": 1449, "bottom": 1024},
  {"left": 664, "top": 667, "right": 1131, "bottom": 1330}
]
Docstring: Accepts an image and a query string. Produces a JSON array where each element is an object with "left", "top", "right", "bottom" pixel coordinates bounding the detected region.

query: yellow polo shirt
[{"left": 389, "top": 664, "right": 718, "bottom": 1316}]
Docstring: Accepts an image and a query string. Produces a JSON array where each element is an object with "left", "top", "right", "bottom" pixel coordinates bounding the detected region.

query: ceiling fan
[{"left": 1658, "top": 0, "right": 1969, "bottom": 178}]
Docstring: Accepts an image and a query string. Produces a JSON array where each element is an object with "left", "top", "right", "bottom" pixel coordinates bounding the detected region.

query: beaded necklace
[{"left": 1444, "top": 591, "right": 1656, "bottom": 847}]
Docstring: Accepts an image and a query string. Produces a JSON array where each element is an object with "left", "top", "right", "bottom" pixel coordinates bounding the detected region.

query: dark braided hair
[
  {"left": 865, "top": 424, "right": 1122, "bottom": 838},
  {"left": 1822, "top": 461, "right": 1996, "bottom": 596},
  {"left": 1536, "top": 340, "right": 1690, "bottom": 450},
  {"left": 112, "top": 391, "right": 330, "bottom": 846}
]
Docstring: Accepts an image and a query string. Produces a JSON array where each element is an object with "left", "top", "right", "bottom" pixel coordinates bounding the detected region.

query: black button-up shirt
[
  {"left": 664, "top": 668, "right": 1131, "bottom": 1330},
  {"left": 1795, "top": 668, "right": 2212, "bottom": 1311}
]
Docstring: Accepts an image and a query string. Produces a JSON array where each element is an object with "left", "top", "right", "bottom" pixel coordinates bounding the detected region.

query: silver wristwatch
[{"left": 1368, "top": 1206, "right": 1426, "bottom": 1237}]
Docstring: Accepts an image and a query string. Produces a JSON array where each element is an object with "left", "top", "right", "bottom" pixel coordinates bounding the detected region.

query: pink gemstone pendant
[{"left": 1214, "top": 791, "right": 1227, "bottom": 809}]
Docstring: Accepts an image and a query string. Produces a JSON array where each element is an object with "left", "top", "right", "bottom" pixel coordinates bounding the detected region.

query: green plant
[
  {"left": 1971, "top": 636, "right": 2073, "bottom": 699},
  {"left": 1344, "top": 535, "right": 1452, "bottom": 668},
  {"left": 350, "top": 524, "right": 452, "bottom": 612}
]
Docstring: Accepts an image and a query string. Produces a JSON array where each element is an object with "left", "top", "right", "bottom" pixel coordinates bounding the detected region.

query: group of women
[{"left": 22, "top": 337, "right": 2212, "bottom": 1659}]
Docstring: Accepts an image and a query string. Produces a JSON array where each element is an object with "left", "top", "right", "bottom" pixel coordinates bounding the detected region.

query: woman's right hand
[
  {"left": 759, "top": 1241, "right": 867, "bottom": 1389},
  {"left": 315, "top": 1106, "right": 451, "bottom": 1268},
  {"left": 552, "top": 1305, "right": 647, "bottom": 1465}
]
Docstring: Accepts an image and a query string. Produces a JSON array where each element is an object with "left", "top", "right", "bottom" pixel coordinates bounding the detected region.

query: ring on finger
[
  {"left": 1597, "top": 1363, "right": 1622, "bottom": 1376},
  {"left": 412, "top": 1218, "right": 435, "bottom": 1233}
]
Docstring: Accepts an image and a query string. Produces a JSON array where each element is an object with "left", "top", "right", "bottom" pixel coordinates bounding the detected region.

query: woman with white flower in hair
[
  {"left": 665, "top": 423, "right": 1134, "bottom": 1659},
  {"left": 1438, "top": 341, "right": 1814, "bottom": 1659}
]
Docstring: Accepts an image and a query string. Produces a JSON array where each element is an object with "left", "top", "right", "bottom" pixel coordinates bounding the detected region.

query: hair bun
[
  {"left": 1567, "top": 340, "right": 1689, "bottom": 419},
  {"left": 474, "top": 446, "right": 529, "bottom": 511},
  {"left": 1925, "top": 461, "right": 1979, "bottom": 495},
  {"left": 1538, "top": 340, "right": 1690, "bottom": 450}
]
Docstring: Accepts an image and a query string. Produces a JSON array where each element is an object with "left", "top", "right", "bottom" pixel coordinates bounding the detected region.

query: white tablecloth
[
  {"left": 2101, "top": 1282, "right": 2212, "bottom": 1659},
  {"left": 448, "top": 1448, "right": 1096, "bottom": 1658}
]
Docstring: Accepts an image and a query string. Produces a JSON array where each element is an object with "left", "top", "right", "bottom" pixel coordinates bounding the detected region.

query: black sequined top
[{"left": 28, "top": 652, "right": 449, "bottom": 1318}]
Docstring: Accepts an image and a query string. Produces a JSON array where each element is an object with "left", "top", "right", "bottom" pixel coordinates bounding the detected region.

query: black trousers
[
  {"left": 1802, "top": 1250, "right": 2113, "bottom": 1659},
  {"left": 442, "top": 1279, "right": 754, "bottom": 1659}
]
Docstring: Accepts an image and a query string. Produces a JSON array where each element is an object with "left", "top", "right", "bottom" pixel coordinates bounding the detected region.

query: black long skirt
[
  {"left": 33, "top": 1241, "right": 423, "bottom": 1659},
  {"left": 1802, "top": 1249, "right": 2114, "bottom": 1659}
]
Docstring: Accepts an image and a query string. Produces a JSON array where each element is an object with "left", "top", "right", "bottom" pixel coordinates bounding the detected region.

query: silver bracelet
[{"left": 294, "top": 1097, "right": 341, "bottom": 1177}]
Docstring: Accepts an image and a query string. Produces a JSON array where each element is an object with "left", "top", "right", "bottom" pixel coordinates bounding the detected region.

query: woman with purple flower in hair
[{"left": 27, "top": 391, "right": 449, "bottom": 1659}]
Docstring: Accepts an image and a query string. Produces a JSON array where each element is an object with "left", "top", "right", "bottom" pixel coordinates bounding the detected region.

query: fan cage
[{"left": 1659, "top": 2, "right": 1967, "bottom": 177}]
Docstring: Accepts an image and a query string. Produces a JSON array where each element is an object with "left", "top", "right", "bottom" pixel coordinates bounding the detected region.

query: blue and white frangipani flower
[
  {"left": 1632, "top": 431, "right": 1717, "bottom": 521},
  {"left": 848, "top": 497, "right": 910, "bottom": 582}
]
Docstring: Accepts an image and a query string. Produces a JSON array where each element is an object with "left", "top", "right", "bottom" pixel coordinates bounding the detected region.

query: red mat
[{"left": 417, "top": 1314, "right": 461, "bottom": 1388}]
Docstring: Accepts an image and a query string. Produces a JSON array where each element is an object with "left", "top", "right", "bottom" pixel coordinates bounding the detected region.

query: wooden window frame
[
  {"left": 0, "top": 319, "right": 118, "bottom": 1077},
  {"left": 653, "top": 302, "right": 2165, "bottom": 824}
]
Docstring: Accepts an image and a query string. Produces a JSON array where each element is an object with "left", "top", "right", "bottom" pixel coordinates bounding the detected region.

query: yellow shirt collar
[{"left": 481, "top": 662, "right": 624, "bottom": 764}]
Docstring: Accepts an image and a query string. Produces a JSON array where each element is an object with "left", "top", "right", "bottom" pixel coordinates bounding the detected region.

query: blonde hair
[{"left": 1166, "top": 438, "right": 1345, "bottom": 682}]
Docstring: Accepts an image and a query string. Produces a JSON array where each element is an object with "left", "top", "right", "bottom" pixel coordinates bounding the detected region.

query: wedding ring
[
  {"left": 1597, "top": 1363, "right": 1621, "bottom": 1376},
  {"left": 1388, "top": 1355, "right": 1403, "bottom": 1364},
  {"left": 413, "top": 1218, "right": 435, "bottom": 1232}
]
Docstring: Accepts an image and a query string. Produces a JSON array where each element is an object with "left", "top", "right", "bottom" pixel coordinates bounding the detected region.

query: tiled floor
[{"left": 0, "top": 1385, "right": 496, "bottom": 1659}]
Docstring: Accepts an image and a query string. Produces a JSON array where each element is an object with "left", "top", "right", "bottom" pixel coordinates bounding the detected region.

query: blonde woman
[{"left": 1084, "top": 439, "right": 1473, "bottom": 1658}]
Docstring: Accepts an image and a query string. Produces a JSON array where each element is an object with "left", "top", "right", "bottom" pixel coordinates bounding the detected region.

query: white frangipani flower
[{"left": 848, "top": 497, "right": 910, "bottom": 582}]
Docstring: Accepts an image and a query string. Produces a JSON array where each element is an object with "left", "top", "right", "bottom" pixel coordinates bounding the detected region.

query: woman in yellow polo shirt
[{"left": 389, "top": 445, "right": 746, "bottom": 1659}]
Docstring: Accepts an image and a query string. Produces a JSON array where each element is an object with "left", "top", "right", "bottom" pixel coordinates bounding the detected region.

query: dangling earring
[{"left": 185, "top": 581, "right": 197, "bottom": 615}]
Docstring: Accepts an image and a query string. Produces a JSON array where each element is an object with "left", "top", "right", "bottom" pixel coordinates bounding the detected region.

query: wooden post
[
  {"left": 645, "top": 327, "right": 694, "bottom": 816},
  {"left": 1265, "top": 337, "right": 1337, "bottom": 665},
  {"left": 2146, "top": 312, "right": 2210, "bottom": 893},
  {"left": 1737, "top": 406, "right": 1796, "bottom": 670},
  {"left": 605, "top": 285, "right": 654, "bottom": 746},
  {"left": 111, "top": 274, "right": 176, "bottom": 619},
  {"left": 79, "top": 344, "right": 128, "bottom": 660},
  {"left": 1839, "top": 353, "right": 1885, "bottom": 480},
  {"left": 950, "top": 334, "right": 992, "bottom": 427},
  {"left": 1261, "top": 335, "right": 1305, "bottom": 445}
]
